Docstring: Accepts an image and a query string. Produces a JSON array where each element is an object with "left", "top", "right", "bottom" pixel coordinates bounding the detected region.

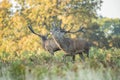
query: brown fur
[
  {"left": 28, "top": 25, "right": 60, "bottom": 55},
  {"left": 51, "top": 27, "right": 90, "bottom": 61},
  {"left": 44, "top": 38, "right": 60, "bottom": 55}
]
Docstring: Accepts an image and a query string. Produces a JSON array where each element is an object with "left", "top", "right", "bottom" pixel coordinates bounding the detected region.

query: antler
[
  {"left": 51, "top": 19, "right": 84, "bottom": 34},
  {"left": 28, "top": 24, "right": 42, "bottom": 37},
  {"left": 61, "top": 24, "right": 84, "bottom": 33}
]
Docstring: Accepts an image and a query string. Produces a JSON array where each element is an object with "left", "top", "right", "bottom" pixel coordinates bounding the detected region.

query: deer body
[
  {"left": 51, "top": 27, "right": 90, "bottom": 61},
  {"left": 28, "top": 25, "right": 60, "bottom": 55}
]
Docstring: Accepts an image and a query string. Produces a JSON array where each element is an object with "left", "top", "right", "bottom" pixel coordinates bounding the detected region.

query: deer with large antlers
[
  {"left": 50, "top": 22, "right": 90, "bottom": 61},
  {"left": 28, "top": 25, "right": 61, "bottom": 55}
]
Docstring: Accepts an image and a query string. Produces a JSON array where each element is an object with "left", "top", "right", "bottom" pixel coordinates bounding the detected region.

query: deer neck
[
  {"left": 40, "top": 36, "right": 47, "bottom": 42},
  {"left": 52, "top": 35, "right": 69, "bottom": 51},
  {"left": 40, "top": 36, "right": 47, "bottom": 49}
]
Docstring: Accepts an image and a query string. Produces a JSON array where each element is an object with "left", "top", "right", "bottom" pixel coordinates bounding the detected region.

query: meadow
[
  {"left": 0, "top": 47, "right": 120, "bottom": 80},
  {"left": 0, "top": 0, "right": 120, "bottom": 80}
]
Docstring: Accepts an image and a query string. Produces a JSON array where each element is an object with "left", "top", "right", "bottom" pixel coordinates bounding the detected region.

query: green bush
[{"left": 0, "top": 47, "right": 120, "bottom": 80}]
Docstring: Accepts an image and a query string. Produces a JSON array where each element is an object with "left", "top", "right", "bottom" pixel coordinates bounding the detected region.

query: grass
[{"left": 0, "top": 47, "right": 120, "bottom": 80}]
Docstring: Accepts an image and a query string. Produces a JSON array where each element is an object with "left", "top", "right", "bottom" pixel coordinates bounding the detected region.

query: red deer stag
[
  {"left": 50, "top": 23, "right": 90, "bottom": 61},
  {"left": 28, "top": 25, "right": 60, "bottom": 55}
]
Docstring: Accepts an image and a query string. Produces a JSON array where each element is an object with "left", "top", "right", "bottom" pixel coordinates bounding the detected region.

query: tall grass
[{"left": 0, "top": 47, "right": 120, "bottom": 80}]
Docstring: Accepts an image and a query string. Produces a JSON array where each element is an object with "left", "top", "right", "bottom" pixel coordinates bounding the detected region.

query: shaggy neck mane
[{"left": 52, "top": 34, "right": 70, "bottom": 52}]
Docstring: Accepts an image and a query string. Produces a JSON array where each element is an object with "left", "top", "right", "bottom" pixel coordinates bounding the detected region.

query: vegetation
[
  {"left": 0, "top": 0, "right": 120, "bottom": 80},
  {"left": 0, "top": 47, "right": 120, "bottom": 80}
]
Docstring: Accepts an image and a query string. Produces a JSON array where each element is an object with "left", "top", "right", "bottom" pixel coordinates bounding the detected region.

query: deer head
[
  {"left": 28, "top": 24, "right": 49, "bottom": 41},
  {"left": 28, "top": 23, "right": 61, "bottom": 55},
  {"left": 50, "top": 21, "right": 84, "bottom": 38}
]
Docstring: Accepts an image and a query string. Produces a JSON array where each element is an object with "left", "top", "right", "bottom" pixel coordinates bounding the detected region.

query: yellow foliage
[
  {"left": 0, "top": 9, "right": 5, "bottom": 16},
  {"left": 0, "top": 40, "right": 16, "bottom": 53},
  {"left": 0, "top": 0, "right": 12, "bottom": 9},
  {"left": 0, "top": 0, "right": 102, "bottom": 55},
  {"left": 18, "top": 35, "right": 41, "bottom": 54},
  {"left": 71, "top": 34, "right": 76, "bottom": 38}
]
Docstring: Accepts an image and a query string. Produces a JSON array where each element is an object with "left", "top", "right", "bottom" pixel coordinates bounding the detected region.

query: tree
[
  {"left": 84, "top": 17, "right": 120, "bottom": 49},
  {"left": 0, "top": 0, "right": 103, "bottom": 54}
]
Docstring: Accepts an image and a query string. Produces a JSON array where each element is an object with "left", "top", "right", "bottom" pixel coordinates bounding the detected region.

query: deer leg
[
  {"left": 85, "top": 49, "right": 89, "bottom": 58},
  {"left": 79, "top": 53, "right": 84, "bottom": 61},
  {"left": 87, "top": 50, "right": 89, "bottom": 58},
  {"left": 63, "top": 53, "right": 73, "bottom": 62},
  {"left": 62, "top": 54, "right": 67, "bottom": 62},
  {"left": 72, "top": 55, "right": 75, "bottom": 61},
  {"left": 71, "top": 55, "right": 75, "bottom": 63},
  {"left": 49, "top": 50, "right": 54, "bottom": 56},
  {"left": 86, "top": 52, "right": 89, "bottom": 58},
  {"left": 51, "top": 52, "right": 54, "bottom": 56}
]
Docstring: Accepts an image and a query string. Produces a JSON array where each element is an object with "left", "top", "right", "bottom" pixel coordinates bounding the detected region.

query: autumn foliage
[{"left": 0, "top": 0, "right": 119, "bottom": 55}]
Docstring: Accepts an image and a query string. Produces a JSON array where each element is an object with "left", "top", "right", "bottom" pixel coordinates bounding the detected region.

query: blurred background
[{"left": 0, "top": 0, "right": 120, "bottom": 80}]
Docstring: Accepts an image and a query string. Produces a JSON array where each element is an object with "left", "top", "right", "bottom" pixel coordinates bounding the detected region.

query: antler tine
[
  {"left": 28, "top": 24, "right": 42, "bottom": 37},
  {"left": 77, "top": 26, "right": 84, "bottom": 32},
  {"left": 51, "top": 22, "right": 56, "bottom": 29},
  {"left": 80, "top": 24, "right": 85, "bottom": 31},
  {"left": 46, "top": 33, "right": 50, "bottom": 37},
  {"left": 59, "top": 20, "right": 62, "bottom": 30},
  {"left": 62, "top": 24, "right": 67, "bottom": 30},
  {"left": 65, "top": 24, "right": 74, "bottom": 33},
  {"left": 63, "top": 24, "right": 84, "bottom": 33}
]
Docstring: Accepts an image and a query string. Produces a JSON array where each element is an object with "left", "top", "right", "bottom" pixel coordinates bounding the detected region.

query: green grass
[{"left": 0, "top": 47, "right": 120, "bottom": 80}]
